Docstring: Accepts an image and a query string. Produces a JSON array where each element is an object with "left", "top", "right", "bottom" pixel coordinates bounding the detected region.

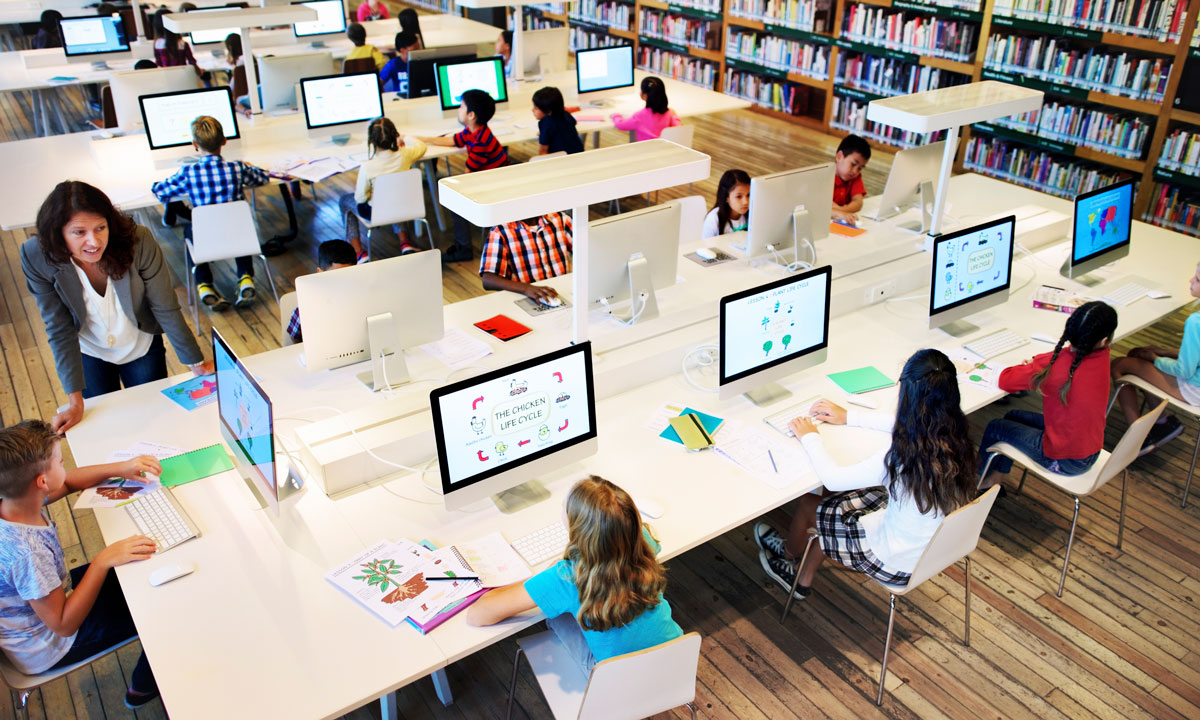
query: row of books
[
  {"left": 991, "top": 99, "right": 1153, "bottom": 159},
  {"left": 670, "top": 0, "right": 723, "bottom": 11},
  {"left": 724, "top": 69, "right": 819, "bottom": 116},
  {"left": 835, "top": 51, "right": 969, "bottom": 98},
  {"left": 904, "top": 0, "right": 982, "bottom": 10},
  {"left": 522, "top": 13, "right": 564, "bottom": 31},
  {"left": 639, "top": 9, "right": 719, "bottom": 50},
  {"left": 569, "top": 27, "right": 625, "bottom": 52},
  {"left": 992, "top": 0, "right": 1188, "bottom": 41},
  {"left": 842, "top": 4, "right": 978, "bottom": 62},
  {"left": 1145, "top": 183, "right": 1200, "bottom": 237},
  {"left": 568, "top": 1, "right": 632, "bottom": 31},
  {"left": 963, "top": 135, "right": 1132, "bottom": 200},
  {"left": 1158, "top": 126, "right": 1200, "bottom": 173},
  {"left": 725, "top": 26, "right": 830, "bottom": 79},
  {"left": 529, "top": 3, "right": 567, "bottom": 14},
  {"left": 830, "top": 95, "right": 946, "bottom": 149},
  {"left": 727, "top": 0, "right": 825, "bottom": 33},
  {"left": 984, "top": 34, "right": 1171, "bottom": 102},
  {"left": 637, "top": 46, "right": 719, "bottom": 89}
]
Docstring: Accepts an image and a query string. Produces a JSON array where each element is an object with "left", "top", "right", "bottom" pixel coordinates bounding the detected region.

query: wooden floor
[{"left": 3, "top": 59, "right": 1200, "bottom": 720}]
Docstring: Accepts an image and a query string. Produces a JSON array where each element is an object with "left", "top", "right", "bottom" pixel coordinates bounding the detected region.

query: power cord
[
  {"left": 681, "top": 343, "right": 720, "bottom": 392},
  {"left": 766, "top": 244, "right": 811, "bottom": 273}
]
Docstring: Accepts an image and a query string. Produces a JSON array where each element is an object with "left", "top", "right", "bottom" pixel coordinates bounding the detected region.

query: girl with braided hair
[{"left": 977, "top": 300, "right": 1118, "bottom": 490}]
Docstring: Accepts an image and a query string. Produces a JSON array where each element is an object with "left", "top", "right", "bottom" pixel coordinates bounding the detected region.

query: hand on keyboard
[
  {"left": 97, "top": 535, "right": 158, "bottom": 567},
  {"left": 809, "top": 400, "right": 847, "bottom": 425},
  {"left": 790, "top": 416, "right": 820, "bottom": 437}
]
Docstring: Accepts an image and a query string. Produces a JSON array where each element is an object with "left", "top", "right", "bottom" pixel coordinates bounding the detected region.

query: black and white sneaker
[
  {"left": 753, "top": 521, "right": 789, "bottom": 559},
  {"left": 759, "top": 549, "right": 811, "bottom": 601},
  {"left": 1140, "top": 416, "right": 1184, "bottom": 457}
]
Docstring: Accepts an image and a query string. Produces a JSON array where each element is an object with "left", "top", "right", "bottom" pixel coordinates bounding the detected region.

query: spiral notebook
[{"left": 159, "top": 445, "right": 233, "bottom": 487}]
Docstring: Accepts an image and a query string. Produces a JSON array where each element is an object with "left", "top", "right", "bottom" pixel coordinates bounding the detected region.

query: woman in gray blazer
[{"left": 21, "top": 181, "right": 214, "bottom": 433}]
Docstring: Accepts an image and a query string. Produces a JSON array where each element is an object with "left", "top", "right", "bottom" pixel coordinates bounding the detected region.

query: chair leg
[
  {"left": 13, "top": 689, "right": 29, "bottom": 720},
  {"left": 506, "top": 647, "right": 526, "bottom": 720},
  {"left": 417, "top": 219, "right": 433, "bottom": 249},
  {"left": 365, "top": 227, "right": 373, "bottom": 260},
  {"left": 686, "top": 701, "right": 697, "bottom": 719},
  {"left": 876, "top": 594, "right": 897, "bottom": 706},
  {"left": 780, "top": 532, "right": 819, "bottom": 623},
  {"left": 1057, "top": 497, "right": 1081, "bottom": 598},
  {"left": 1182, "top": 425, "right": 1199, "bottom": 508},
  {"left": 1105, "top": 381, "right": 1127, "bottom": 417},
  {"left": 963, "top": 555, "right": 972, "bottom": 647},
  {"left": 978, "top": 452, "right": 1001, "bottom": 490},
  {"left": 1117, "top": 470, "right": 1129, "bottom": 550},
  {"left": 257, "top": 255, "right": 280, "bottom": 304},
  {"left": 1016, "top": 467, "right": 1028, "bottom": 495}
]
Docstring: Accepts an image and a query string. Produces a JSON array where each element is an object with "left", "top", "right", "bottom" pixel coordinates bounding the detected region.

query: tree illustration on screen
[{"left": 353, "top": 559, "right": 427, "bottom": 604}]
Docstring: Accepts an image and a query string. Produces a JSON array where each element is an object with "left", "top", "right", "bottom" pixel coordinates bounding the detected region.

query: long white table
[{"left": 63, "top": 173, "right": 1196, "bottom": 719}]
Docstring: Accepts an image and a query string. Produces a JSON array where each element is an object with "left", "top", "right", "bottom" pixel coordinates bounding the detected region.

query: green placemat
[
  {"left": 160, "top": 444, "right": 233, "bottom": 488},
  {"left": 828, "top": 366, "right": 895, "bottom": 394}
]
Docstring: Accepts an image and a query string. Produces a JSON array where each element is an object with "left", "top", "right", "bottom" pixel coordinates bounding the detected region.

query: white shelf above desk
[{"left": 161, "top": 6, "right": 316, "bottom": 32}]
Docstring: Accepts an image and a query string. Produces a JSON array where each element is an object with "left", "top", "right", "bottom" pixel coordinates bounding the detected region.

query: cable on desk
[{"left": 681, "top": 343, "right": 720, "bottom": 393}]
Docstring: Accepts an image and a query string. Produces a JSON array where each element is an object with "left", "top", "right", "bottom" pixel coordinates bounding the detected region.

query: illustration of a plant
[
  {"left": 354, "top": 559, "right": 427, "bottom": 604},
  {"left": 96, "top": 485, "right": 141, "bottom": 501}
]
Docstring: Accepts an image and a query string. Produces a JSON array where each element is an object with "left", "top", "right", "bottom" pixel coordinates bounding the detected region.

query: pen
[
  {"left": 768, "top": 449, "right": 778, "bottom": 473},
  {"left": 424, "top": 574, "right": 480, "bottom": 581}
]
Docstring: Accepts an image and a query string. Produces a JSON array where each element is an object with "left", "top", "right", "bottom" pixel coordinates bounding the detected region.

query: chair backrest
[
  {"left": 659, "top": 124, "right": 695, "bottom": 148},
  {"left": 279, "top": 291, "right": 298, "bottom": 346},
  {"left": 343, "top": 57, "right": 376, "bottom": 76},
  {"left": 1089, "top": 399, "right": 1168, "bottom": 494},
  {"left": 902, "top": 485, "right": 1000, "bottom": 591},
  {"left": 190, "top": 201, "right": 262, "bottom": 264},
  {"left": 101, "top": 85, "right": 117, "bottom": 128},
  {"left": 232, "top": 64, "right": 248, "bottom": 101},
  {"left": 365, "top": 169, "right": 426, "bottom": 226},
  {"left": 577, "top": 632, "right": 701, "bottom": 720},
  {"left": 668, "top": 195, "right": 706, "bottom": 248},
  {"left": 531, "top": 151, "right": 567, "bottom": 162}
]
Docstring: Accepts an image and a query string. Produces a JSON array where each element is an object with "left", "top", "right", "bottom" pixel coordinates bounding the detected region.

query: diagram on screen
[
  {"left": 1081, "top": 205, "right": 1119, "bottom": 255},
  {"left": 938, "top": 227, "right": 1008, "bottom": 306},
  {"left": 757, "top": 298, "right": 797, "bottom": 358}
]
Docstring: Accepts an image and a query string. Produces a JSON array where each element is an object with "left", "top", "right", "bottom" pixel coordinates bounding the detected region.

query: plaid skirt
[{"left": 816, "top": 488, "right": 912, "bottom": 587}]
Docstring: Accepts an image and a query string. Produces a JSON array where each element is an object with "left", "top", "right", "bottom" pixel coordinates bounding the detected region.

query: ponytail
[
  {"left": 1031, "top": 300, "right": 1118, "bottom": 405},
  {"left": 367, "top": 117, "right": 400, "bottom": 158}
]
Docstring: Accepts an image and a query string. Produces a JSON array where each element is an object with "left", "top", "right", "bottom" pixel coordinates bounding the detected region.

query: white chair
[
  {"left": 506, "top": 630, "right": 701, "bottom": 720},
  {"left": 646, "top": 125, "right": 696, "bottom": 204},
  {"left": 186, "top": 200, "right": 279, "bottom": 335},
  {"left": 1109, "top": 374, "right": 1200, "bottom": 507},
  {"left": 781, "top": 486, "right": 1001, "bottom": 706},
  {"left": 982, "top": 399, "right": 1166, "bottom": 597},
  {"left": 0, "top": 637, "right": 137, "bottom": 720},
  {"left": 668, "top": 195, "right": 707, "bottom": 249},
  {"left": 351, "top": 169, "right": 432, "bottom": 258},
  {"left": 530, "top": 151, "right": 567, "bottom": 162},
  {"left": 279, "top": 291, "right": 298, "bottom": 347}
]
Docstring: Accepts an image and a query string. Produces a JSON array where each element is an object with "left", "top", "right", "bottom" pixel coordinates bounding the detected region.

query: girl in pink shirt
[{"left": 611, "top": 77, "right": 681, "bottom": 141}]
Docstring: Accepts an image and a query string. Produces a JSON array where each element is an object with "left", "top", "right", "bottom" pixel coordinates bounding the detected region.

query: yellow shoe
[
  {"left": 197, "top": 283, "right": 228, "bottom": 309},
  {"left": 234, "top": 274, "right": 256, "bottom": 308}
]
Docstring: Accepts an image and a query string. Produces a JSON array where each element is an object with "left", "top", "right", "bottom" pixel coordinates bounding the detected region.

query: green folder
[
  {"left": 827, "top": 366, "right": 895, "bottom": 394},
  {"left": 159, "top": 444, "right": 234, "bottom": 488}
]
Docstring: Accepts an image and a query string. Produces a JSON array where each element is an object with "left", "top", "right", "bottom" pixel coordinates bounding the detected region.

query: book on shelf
[
  {"left": 984, "top": 34, "right": 1172, "bottom": 102},
  {"left": 726, "top": 26, "right": 830, "bottom": 79},
  {"left": 727, "top": 0, "right": 823, "bottom": 33},
  {"left": 568, "top": 0, "right": 632, "bottom": 31},
  {"left": 992, "top": 0, "right": 1188, "bottom": 41},
  {"left": 638, "top": 45, "right": 718, "bottom": 89},
  {"left": 724, "top": 69, "right": 816, "bottom": 116},
  {"left": 1159, "top": 126, "right": 1200, "bottom": 173},
  {"left": 1149, "top": 182, "right": 1200, "bottom": 235},
  {"left": 964, "top": 135, "right": 1133, "bottom": 199},
  {"left": 639, "top": 9, "right": 718, "bottom": 50},
  {"left": 835, "top": 51, "right": 970, "bottom": 98},
  {"left": 991, "top": 100, "right": 1152, "bottom": 159},
  {"left": 831, "top": 94, "right": 947, "bottom": 148},
  {"left": 842, "top": 3, "right": 979, "bottom": 62},
  {"left": 569, "top": 27, "right": 624, "bottom": 52}
]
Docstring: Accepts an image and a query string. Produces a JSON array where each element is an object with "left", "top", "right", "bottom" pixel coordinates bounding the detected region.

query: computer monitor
[
  {"left": 295, "top": 251, "right": 444, "bottom": 391},
  {"left": 587, "top": 203, "right": 681, "bottom": 324},
  {"left": 258, "top": 51, "right": 334, "bottom": 111},
  {"left": 870, "top": 140, "right": 950, "bottom": 231},
  {"left": 519, "top": 27, "right": 569, "bottom": 75},
  {"left": 186, "top": 6, "right": 239, "bottom": 46},
  {"left": 430, "top": 342, "right": 598, "bottom": 513},
  {"left": 745, "top": 163, "right": 834, "bottom": 269},
  {"left": 292, "top": 0, "right": 346, "bottom": 46},
  {"left": 575, "top": 44, "right": 634, "bottom": 105},
  {"left": 139, "top": 86, "right": 240, "bottom": 151},
  {"left": 109, "top": 65, "right": 199, "bottom": 130},
  {"left": 59, "top": 14, "right": 130, "bottom": 67},
  {"left": 719, "top": 266, "right": 832, "bottom": 406},
  {"left": 434, "top": 56, "right": 508, "bottom": 118},
  {"left": 929, "top": 215, "right": 1016, "bottom": 336},
  {"left": 406, "top": 45, "right": 476, "bottom": 99},
  {"left": 299, "top": 71, "right": 383, "bottom": 142},
  {"left": 1061, "top": 178, "right": 1134, "bottom": 285}
]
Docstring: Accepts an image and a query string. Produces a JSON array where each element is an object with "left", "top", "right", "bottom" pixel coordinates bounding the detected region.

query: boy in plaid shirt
[
  {"left": 151, "top": 115, "right": 268, "bottom": 309},
  {"left": 479, "top": 212, "right": 572, "bottom": 301}
]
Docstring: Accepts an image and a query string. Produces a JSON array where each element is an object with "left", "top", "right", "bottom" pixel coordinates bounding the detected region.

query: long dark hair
[
  {"left": 714, "top": 169, "right": 750, "bottom": 233},
  {"left": 641, "top": 76, "right": 669, "bottom": 114},
  {"left": 1032, "top": 300, "right": 1118, "bottom": 405},
  {"left": 883, "top": 349, "right": 977, "bottom": 516},
  {"left": 35, "top": 181, "right": 138, "bottom": 280},
  {"left": 398, "top": 8, "right": 422, "bottom": 46},
  {"left": 532, "top": 86, "right": 566, "bottom": 118}
]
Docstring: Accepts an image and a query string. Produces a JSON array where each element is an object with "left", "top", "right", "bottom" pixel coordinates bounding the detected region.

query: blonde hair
[
  {"left": 563, "top": 476, "right": 668, "bottom": 632},
  {"left": 191, "top": 115, "right": 225, "bottom": 153}
]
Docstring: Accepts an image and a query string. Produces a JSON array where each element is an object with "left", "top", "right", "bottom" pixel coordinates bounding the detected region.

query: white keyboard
[
  {"left": 511, "top": 522, "right": 569, "bottom": 566},
  {"left": 763, "top": 396, "right": 821, "bottom": 437},
  {"left": 963, "top": 329, "right": 1030, "bottom": 360},
  {"left": 124, "top": 490, "right": 200, "bottom": 553},
  {"left": 1101, "top": 281, "right": 1151, "bottom": 307}
]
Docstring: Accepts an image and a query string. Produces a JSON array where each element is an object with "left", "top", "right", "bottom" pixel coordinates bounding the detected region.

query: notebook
[
  {"left": 659, "top": 408, "right": 724, "bottom": 445},
  {"left": 159, "top": 445, "right": 234, "bottom": 488},
  {"left": 827, "top": 366, "right": 894, "bottom": 394}
]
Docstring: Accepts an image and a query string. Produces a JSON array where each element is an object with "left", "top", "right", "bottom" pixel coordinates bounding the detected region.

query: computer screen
[
  {"left": 575, "top": 44, "right": 634, "bottom": 94},
  {"left": 59, "top": 15, "right": 129, "bottom": 57},
  {"left": 299, "top": 72, "right": 383, "bottom": 129},
  {"left": 139, "top": 87, "right": 240, "bottom": 150},
  {"left": 407, "top": 46, "right": 476, "bottom": 99},
  {"left": 292, "top": 0, "right": 347, "bottom": 38},
  {"left": 1072, "top": 179, "right": 1133, "bottom": 266},
  {"left": 434, "top": 57, "right": 508, "bottom": 111},
  {"left": 213, "top": 329, "right": 276, "bottom": 493},
  {"left": 719, "top": 266, "right": 831, "bottom": 386},
  {"left": 930, "top": 216, "right": 1015, "bottom": 316},
  {"left": 430, "top": 343, "right": 597, "bottom": 493},
  {"left": 187, "top": 7, "right": 239, "bottom": 46}
]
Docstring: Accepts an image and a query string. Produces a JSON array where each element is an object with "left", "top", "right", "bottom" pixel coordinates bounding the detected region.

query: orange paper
[{"left": 829, "top": 221, "right": 867, "bottom": 237}]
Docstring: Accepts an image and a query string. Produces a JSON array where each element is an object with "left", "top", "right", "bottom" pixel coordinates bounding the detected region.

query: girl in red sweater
[{"left": 979, "top": 301, "right": 1118, "bottom": 488}]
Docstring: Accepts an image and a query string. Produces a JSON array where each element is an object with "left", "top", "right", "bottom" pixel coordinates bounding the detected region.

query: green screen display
[{"left": 435, "top": 57, "right": 508, "bottom": 111}]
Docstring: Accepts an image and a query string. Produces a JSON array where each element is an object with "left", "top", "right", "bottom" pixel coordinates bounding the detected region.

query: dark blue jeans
[
  {"left": 51, "top": 565, "right": 155, "bottom": 694},
  {"left": 978, "top": 409, "right": 1099, "bottom": 477},
  {"left": 80, "top": 335, "right": 168, "bottom": 399},
  {"left": 182, "top": 226, "right": 254, "bottom": 285}
]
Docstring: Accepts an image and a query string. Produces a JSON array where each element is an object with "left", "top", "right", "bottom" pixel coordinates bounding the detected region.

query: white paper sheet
[{"left": 418, "top": 328, "right": 493, "bottom": 370}]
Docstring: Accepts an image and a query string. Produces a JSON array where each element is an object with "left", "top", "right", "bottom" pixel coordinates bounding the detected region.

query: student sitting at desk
[
  {"left": 339, "top": 117, "right": 427, "bottom": 260},
  {"left": 754, "top": 349, "right": 978, "bottom": 600},
  {"left": 356, "top": 0, "right": 389, "bottom": 22},
  {"left": 611, "top": 77, "right": 681, "bottom": 141},
  {"left": 380, "top": 31, "right": 420, "bottom": 95},
  {"left": 153, "top": 11, "right": 202, "bottom": 78},
  {"left": 286, "top": 240, "right": 356, "bottom": 343},
  {"left": 702, "top": 169, "right": 751, "bottom": 238},
  {"left": 479, "top": 211, "right": 572, "bottom": 302},
  {"left": 532, "top": 87, "right": 584, "bottom": 155},
  {"left": 398, "top": 8, "right": 423, "bottom": 49},
  {"left": 467, "top": 476, "right": 683, "bottom": 675},
  {"left": 496, "top": 30, "right": 514, "bottom": 78},
  {"left": 32, "top": 10, "right": 62, "bottom": 50},
  {"left": 832, "top": 134, "right": 870, "bottom": 226},
  {"left": 345, "top": 23, "right": 386, "bottom": 72},
  {"left": 0, "top": 420, "right": 161, "bottom": 708}
]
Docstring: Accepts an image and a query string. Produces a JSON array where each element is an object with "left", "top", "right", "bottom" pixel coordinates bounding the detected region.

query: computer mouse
[
  {"left": 1146, "top": 290, "right": 1169, "bottom": 299},
  {"left": 845, "top": 395, "right": 877, "bottom": 409},
  {"left": 538, "top": 296, "right": 563, "bottom": 308},
  {"left": 149, "top": 562, "right": 194, "bottom": 587},
  {"left": 695, "top": 247, "right": 718, "bottom": 261},
  {"left": 1030, "top": 332, "right": 1056, "bottom": 344},
  {"left": 632, "top": 495, "right": 665, "bottom": 519}
]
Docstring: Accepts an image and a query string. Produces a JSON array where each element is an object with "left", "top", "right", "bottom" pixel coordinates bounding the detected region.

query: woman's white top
[
  {"left": 701, "top": 207, "right": 748, "bottom": 238},
  {"left": 73, "top": 263, "right": 153, "bottom": 364},
  {"left": 798, "top": 410, "right": 946, "bottom": 573}
]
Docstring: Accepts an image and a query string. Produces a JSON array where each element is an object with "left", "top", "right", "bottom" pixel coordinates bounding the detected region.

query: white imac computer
[
  {"left": 299, "top": 71, "right": 383, "bottom": 143},
  {"left": 430, "top": 342, "right": 598, "bottom": 513},
  {"left": 1061, "top": 178, "right": 1134, "bottom": 286},
  {"left": 59, "top": 14, "right": 131, "bottom": 69},
  {"left": 745, "top": 163, "right": 834, "bottom": 270},
  {"left": 292, "top": 0, "right": 346, "bottom": 48},
  {"left": 587, "top": 203, "right": 681, "bottom": 324},
  {"left": 575, "top": 44, "right": 634, "bottom": 106},
  {"left": 258, "top": 51, "right": 334, "bottom": 111},
  {"left": 520, "top": 27, "right": 569, "bottom": 75},
  {"left": 407, "top": 45, "right": 476, "bottom": 98},
  {"left": 434, "top": 56, "right": 508, "bottom": 119},
  {"left": 109, "top": 65, "right": 199, "bottom": 130},
  {"left": 719, "top": 265, "right": 832, "bottom": 406},
  {"left": 869, "top": 140, "right": 950, "bottom": 231},
  {"left": 213, "top": 328, "right": 303, "bottom": 513},
  {"left": 929, "top": 215, "right": 1016, "bottom": 336},
  {"left": 139, "top": 86, "right": 241, "bottom": 165},
  {"left": 295, "top": 251, "right": 444, "bottom": 391},
  {"left": 186, "top": 6, "right": 239, "bottom": 47}
]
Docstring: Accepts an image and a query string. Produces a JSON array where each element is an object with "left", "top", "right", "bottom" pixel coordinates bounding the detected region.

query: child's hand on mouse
[
  {"left": 832, "top": 209, "right": 858, "bottom": 225},
  {"left": 97, "top": 535, "right": 157, "bottom": 569},
  {"left": 809, "top": 400, "right": 846, "bottom": 425},
  {"left": 524, "top": 285, "right": 558, "bottom": 301},
  {"left": 790, "top": 417, "right": 819, "bottom": 437}
]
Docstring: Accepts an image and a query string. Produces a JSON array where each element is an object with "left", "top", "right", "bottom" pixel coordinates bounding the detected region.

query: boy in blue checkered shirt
[{"left": 151, "top": 115, "right": 269, "bottom": 309}]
